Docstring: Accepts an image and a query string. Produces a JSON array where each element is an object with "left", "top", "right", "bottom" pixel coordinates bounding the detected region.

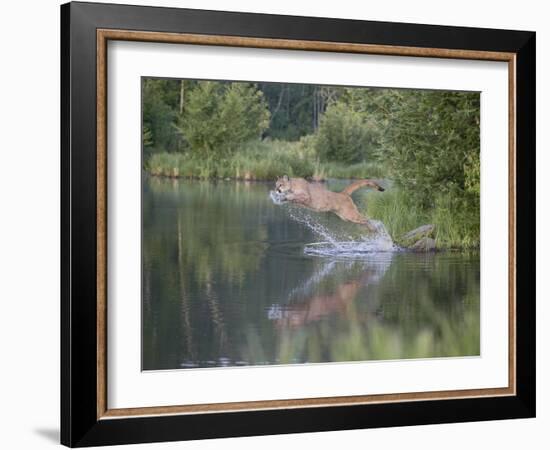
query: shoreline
[
  {"left": 144, "top": 174, "right": 479, "bottom": 251},
  {"left": 146, "top": 171, "right": 326, "bottom": 182}
]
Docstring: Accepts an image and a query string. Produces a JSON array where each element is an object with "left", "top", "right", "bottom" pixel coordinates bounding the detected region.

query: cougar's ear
[{"left": 282, "top": 175, "right": 289, "bottom": 181}]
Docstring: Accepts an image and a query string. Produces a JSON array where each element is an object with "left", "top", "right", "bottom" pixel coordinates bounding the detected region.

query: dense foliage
[
  {"left": 314, "top": 102, "right": 380, "bottom": 164},
  {"left": 176, "top": 81, "right": 270, "bottom": 158},
  {"left": 379, "top": 90, "right": 480, "bottom": 208},
  {"left": 376, "top": 90, "right": 480, "bottom": 246},
  {"left": 142, "top": 79, "right": 181, "bottom": 159}
]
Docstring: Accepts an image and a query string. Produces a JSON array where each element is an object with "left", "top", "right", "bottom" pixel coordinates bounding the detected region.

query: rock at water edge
[
  {"left": 401, "top": 224, "right": 435, "bottom": 244},
  {"left": 410, "top": 237, "right": 436, "bottom": 252}
]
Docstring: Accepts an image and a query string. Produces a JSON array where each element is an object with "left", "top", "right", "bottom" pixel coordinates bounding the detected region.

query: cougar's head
[{"left": 275, "top": 175, "right": 292, "bottom": 194}]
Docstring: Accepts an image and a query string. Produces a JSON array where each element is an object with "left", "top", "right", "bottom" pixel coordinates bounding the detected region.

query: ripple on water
[{"left": 304, "top": 241, "right": 397, "bottom": 259}]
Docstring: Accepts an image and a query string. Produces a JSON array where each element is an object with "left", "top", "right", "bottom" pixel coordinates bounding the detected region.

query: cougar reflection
[{"left": 268, "top": 257, "right": 392, "bottom": 329}]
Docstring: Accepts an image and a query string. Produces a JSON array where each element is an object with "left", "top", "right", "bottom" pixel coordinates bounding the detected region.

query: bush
[
  {"left": 314, "top": 102, "right": 380, "bottom": 164},
  {"left": 317, "top": 161, "right": 385, "bottom": 180}
]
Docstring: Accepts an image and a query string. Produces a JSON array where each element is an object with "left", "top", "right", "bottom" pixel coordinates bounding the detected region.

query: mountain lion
[{"left": 274, "top": 175, "right": 384, "bottom": 231}]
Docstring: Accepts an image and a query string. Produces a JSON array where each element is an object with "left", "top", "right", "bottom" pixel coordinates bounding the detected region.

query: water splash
[
  {"left": 270, "top": 191, "right": 396, "bottom": 256},
  {"left": 269, "top": 190, "right": 287, "bottom": 205},
  {"left": 287, "top": 206, "right": 346, "bottom": 249}
]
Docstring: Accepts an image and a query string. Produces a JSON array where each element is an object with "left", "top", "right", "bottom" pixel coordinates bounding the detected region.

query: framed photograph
[{"left": 61, "top": 1, "right": 535, "bottom": 447}]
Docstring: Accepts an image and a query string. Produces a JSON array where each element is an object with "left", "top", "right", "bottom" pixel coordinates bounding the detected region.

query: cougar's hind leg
[
  {"left": 349, "top": 214, "right": 377, "bottom": 232},
  {"left": 335, "top": 201, "right": 376, "bottom": 232}
]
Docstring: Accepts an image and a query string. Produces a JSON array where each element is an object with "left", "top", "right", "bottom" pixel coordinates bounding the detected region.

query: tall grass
[
  {"left": 361, "top": 188, "right": 479, "bottom": 249},
  {"left": 431, "top": 194, "right": 480, "bottom": 249},
  {"left": 146, "top": 139, "right": 385, "bottom": 181},
  {"left": 362, "top": 189, "right": 428, "bottom": 241}
]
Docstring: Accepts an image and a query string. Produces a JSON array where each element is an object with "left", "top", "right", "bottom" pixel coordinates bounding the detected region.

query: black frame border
[{"left": 61, "top": 2, "right": 535, "bottom": 447}]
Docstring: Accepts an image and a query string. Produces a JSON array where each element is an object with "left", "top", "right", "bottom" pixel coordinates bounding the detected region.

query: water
[{"left": 142, "top": 177, "right": 480, "bottom": 370}]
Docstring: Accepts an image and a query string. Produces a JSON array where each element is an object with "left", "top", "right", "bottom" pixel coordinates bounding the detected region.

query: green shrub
[
  {"left": 314, "top": 102, "right": 380, "bottom": 164},
  {"left": 176, "top": 81, "right": 270, "bottom": 158},
  {"left": 317, "top": 161, "right": 385, "bottom": 180}
]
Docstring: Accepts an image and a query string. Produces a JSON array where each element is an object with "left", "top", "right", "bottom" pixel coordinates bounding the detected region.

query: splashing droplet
[
  {"left": 282, "top": 204, "right": 396, "bottom": 257},
  {"left": 269, "top": 190, "right": 287, "bottom": 205},
  {"left": 286, "top": 207, "right": 344, "bottom": 250}
]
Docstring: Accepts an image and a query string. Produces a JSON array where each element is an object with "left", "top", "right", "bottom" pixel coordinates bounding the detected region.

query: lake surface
[{"left": 142, "top": 176, "right": 480, "bottom": 371}]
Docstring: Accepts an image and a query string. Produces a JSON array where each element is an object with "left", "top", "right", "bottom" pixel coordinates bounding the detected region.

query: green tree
[
  {"left": 314, "top": 102, "right": 380, "bottom": 164},
  {"left": 177, "top": 81, "right": 270, "bottom": 158},
  {"left": 379, "top": 90, "right": 480, "bottom": 209},
  {"left": 143, "top": 124, "right": 153, "bottom": 148},
  {"left": 142, "top": 79, "right": 181, "bottom": 157}
]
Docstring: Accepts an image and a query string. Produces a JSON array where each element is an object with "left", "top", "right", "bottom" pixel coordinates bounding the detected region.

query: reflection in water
[
  {"left": 270, "top": 258, "right": 390, "bottom": 329},
  {"left": 142, "top": 176, "right": 480, "bottom": 370}
]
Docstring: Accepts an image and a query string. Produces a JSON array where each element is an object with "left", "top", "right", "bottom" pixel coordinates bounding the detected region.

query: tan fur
[
  {"left": 274, "top": 176, "right": 384, "bottom": 231},
  {"left": 274, "top": 267, "right": 381, "bottom": 329}
]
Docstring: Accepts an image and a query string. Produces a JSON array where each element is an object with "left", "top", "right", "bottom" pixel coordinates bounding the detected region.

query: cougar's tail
[{"left": 341, "top": 179, "right": 385, "bottom": 196}]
